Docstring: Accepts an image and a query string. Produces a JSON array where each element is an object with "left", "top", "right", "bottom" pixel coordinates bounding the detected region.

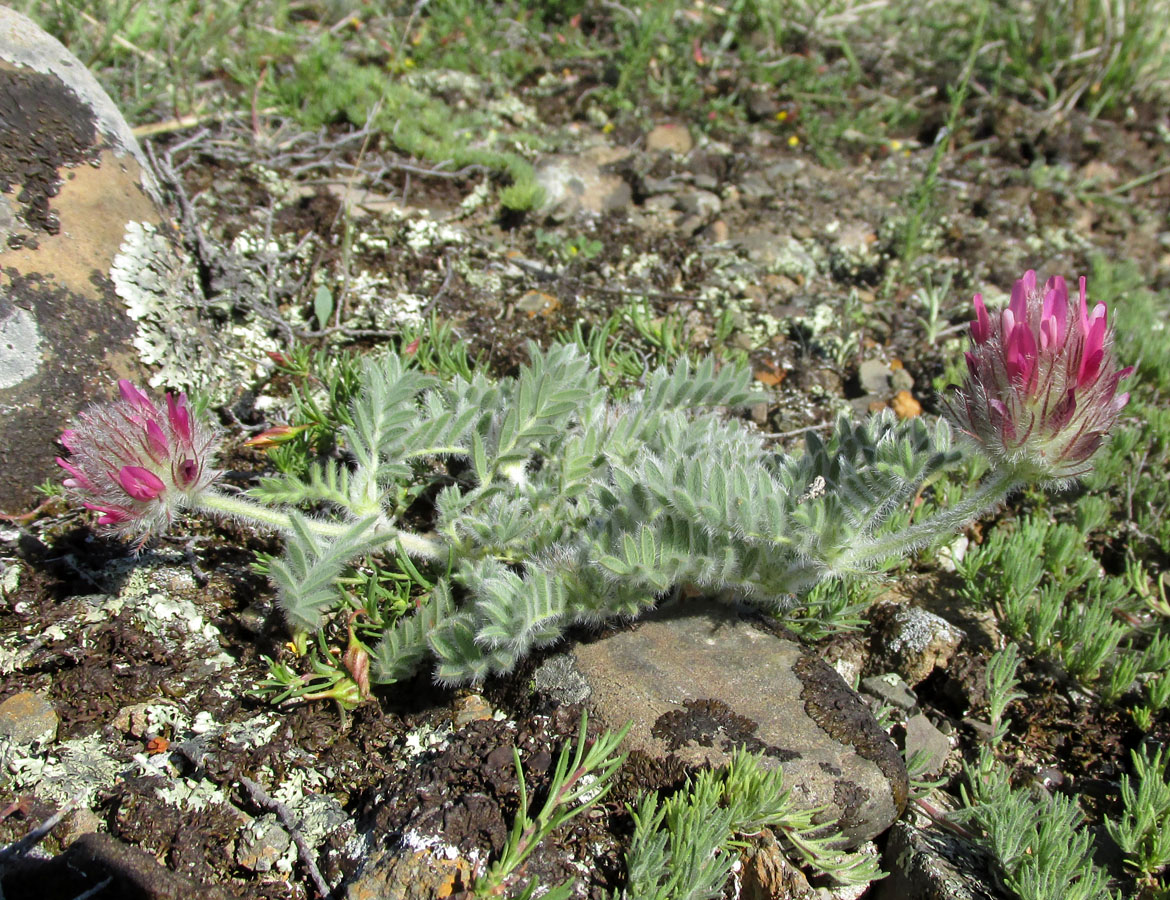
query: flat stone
[
  {"left": 905, "top": 713, "right": 951, "bottom": 776},
  {"left": 861, "top": 673, "right": 919, "bottom": 712},
  {"left": 236, "top": 814, "right": 291, "bottom": 874},
  {"left": 546, "top": 600, "right": 907, "bottom": 846},
  {"left": 859, "top": 359, "right": 892, "bottom": 394},
  {"left": 739, "top": 172, "right": 776, "bottom": 200},
  {"left": 343, "top": 839, "right": 475, "bottom": 900},
  {"left": 704, "top": 219, "right": 730, "bottom": 243},
  {"left": 676, "top": 188, "right": 722, "bottom": 218},
  {"left": 0, "top": 690, "right": 58, "bottom": 748},
  {"left": 646, "top": 122, "right": 693, "bottom": 155}
]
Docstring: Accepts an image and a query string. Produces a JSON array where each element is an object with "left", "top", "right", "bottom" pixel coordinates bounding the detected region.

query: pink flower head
[
  {"left": 57, "top": 383, "right": 221, "bottom": 543},
  {"left": 945, "top": 270, "right": 1132, "bottom": 483}
]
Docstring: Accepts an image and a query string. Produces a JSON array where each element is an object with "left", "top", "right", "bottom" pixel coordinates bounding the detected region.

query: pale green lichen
[
  {"left": 403, "top": 217, "right": 469, "bottom": 253},
  {"left": 8, "top": 733, "right": 124, "bottom": 805},
  {"left": 0, "top": 560, "right": 19, "bottom": 599},
  {"left": 111, "top": 221, "right": 281, "bottom": 402},
  {"left": 459, "top": 180, "right": 493, "bottom": 215}
]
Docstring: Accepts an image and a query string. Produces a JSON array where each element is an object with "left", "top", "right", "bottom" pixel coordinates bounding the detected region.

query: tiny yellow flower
[
  {"left": 889, "top": 139, "right": 903, "bottom": 151},
  {"left": 775, "top": 110, "right": 788, "bottom": 122},
  {"left": 602, "top": 122, "right": 615, "bottom": 134},
  {"left": 787, "top": 135, "right": 799, "bottom": 147}
]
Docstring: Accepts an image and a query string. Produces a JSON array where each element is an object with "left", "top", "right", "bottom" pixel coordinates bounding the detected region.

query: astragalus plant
[{"left": 57, "top": 270, "right": 1131, "bottom": 691}]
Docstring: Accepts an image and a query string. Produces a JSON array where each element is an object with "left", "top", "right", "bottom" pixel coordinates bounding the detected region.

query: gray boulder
[{"left": 0, "top": 8, "right": 165, "bottom": 511}]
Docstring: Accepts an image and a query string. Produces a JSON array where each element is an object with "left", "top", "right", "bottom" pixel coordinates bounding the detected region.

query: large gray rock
[
  {"left": 0, "top": 8, "right": 165, "bottom": 511},
  {"left": 538, "top": 600, "right": 908, "bottom": 846}
]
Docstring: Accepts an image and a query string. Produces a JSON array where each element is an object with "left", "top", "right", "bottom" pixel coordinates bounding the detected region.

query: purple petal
[
  {"left": 118, "top": 380, "right": 157, "bottom": 414},
  {"left": 1005, "top": 323, "right": 1037, "bottom": 384},
  {"left": 971, "top": 293, "right": 992, "bottom": 344},
  {"left": 83, "top": 501, "right": 131, "bottom": 525},
  {"left": 56, "top": 457, "right": 95, "bottom": 492},
  {"left": 145, "top": 421, "right": 169, "bottom": 459},
  {"left": 1040, "top": 276, "right": 1068, "bottom": 349},
  {"left": 1009, "top": 271, "right": 1035, "bottom": 321},
  {"left": 176, "top": 458, "right": 200, "bottom": 487},
  {"left": 117, "top": 466, "right": 166, "bottom": 502},
  {"left": 166, "top": 393, "right": 192, "bottom": 444}
]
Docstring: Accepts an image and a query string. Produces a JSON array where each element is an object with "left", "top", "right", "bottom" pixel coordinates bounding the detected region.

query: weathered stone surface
[
  {"left": 905, "top": 713, "right": 952, "bottom": 777},
  {"left": 876, "top": 811, "right": 1010, "bottom": 900},
  {"left": 236, "top": 814, "right": 291, "bottom": 874},
  {"left": 0, "top": 8, "right": 164, "bottom": 511},
  {"left": 861, "top": 672, "right": 919, "bottom": 712},
  {"left": 0, "top": 690, "right": 58, "bottom": 748},
  {"left": 343, "top": 837, "right": 475, "bottom": 900},
  {"left": 540, "top": 600, "right": 908, "bottom": 846}
]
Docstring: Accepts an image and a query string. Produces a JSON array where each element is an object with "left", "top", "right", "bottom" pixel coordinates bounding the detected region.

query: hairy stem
[
  {"left": 194, "top": 490, "right": 446, "bottom": 560},
  {"left": 836, "top": 465, "right": 1021, "bottom": 572}
]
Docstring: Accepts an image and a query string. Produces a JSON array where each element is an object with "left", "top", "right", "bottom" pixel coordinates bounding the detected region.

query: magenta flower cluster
[
  {"left": 946, "top": 270, "right": 1132, "bottom": 482},
  {"left": 57, "top": 381, "right": 220, "bottom": 542}
]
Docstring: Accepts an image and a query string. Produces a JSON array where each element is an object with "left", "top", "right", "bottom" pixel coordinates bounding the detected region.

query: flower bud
[
  {"left": 57, "top": 381, "right": 221, "bottom": 542},
  {"left": 945, "top": 271, "right": 1132, "bottom": 483}
]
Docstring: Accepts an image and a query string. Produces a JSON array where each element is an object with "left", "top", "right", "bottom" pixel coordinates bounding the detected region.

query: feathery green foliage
[
  {"left": 959, "top": 646, "right": 1120, "bottom": 900},
  {"left": 616, "top": 748, "right": 882, "bottom": 900},
  {"left": 1107, "top": 745, "right": 1170, "bottom": 888},
  {"left": 247, "top": 342, "right": 986, "bottom": 685}
]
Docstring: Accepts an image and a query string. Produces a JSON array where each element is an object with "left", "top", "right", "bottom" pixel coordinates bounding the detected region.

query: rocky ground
[{"left": 1, "top": 8, "right": 1170, "bottom": 900}]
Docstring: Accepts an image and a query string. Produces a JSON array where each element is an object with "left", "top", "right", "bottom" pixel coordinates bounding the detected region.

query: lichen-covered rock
[
  {"left": 871, "top": 601, "right": 965, "bottom": 687},
  {"left": 0, "top": 8, "right": 166, "bottom": 511},
  {"left": 537, "top": 599, "right": 908, "bottom": 847}
]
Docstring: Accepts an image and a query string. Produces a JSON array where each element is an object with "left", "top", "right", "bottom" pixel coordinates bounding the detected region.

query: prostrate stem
[{"left": 194, "top": 489, "right": 446, "bottom": 560}]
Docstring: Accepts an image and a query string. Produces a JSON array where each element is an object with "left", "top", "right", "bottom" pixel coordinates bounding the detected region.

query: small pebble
[
  {"left": 0, "top": 691, "right": 58, "bottom": 748},
  {"left": 891, "top": 389, "right": 922, "bottom": 419}
]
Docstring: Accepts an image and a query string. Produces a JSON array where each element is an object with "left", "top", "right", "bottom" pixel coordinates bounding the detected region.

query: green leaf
[{"left": 313, "top": 284, "right": 334, "bottom": 328}]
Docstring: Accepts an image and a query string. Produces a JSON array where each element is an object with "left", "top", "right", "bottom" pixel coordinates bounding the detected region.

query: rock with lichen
[
  {"left": 535, "top": 598, "right": 908, "bottom": 847},
  {"left": 0, "top": 9, "right": 185, "bottom": 511}
]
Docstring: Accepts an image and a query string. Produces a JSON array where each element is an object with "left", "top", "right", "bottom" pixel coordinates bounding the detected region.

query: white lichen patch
[
  {"left": 402, "top": 827, "right": 485, "bottom": 869},
  {"left": 403, "top": 217, "right": 469, "bottom": 253},
  {"left": 625, "top": 250, "right": 663, "bottom": 280},
  {"left": 131, "top": 751, "right": 232, "bottom": 811},
  {"left": 459, "top": 180, "right": 493, "bottom": 216},
  {"left": 0, "top": 559, "right": 20, "bottom": 600},
  {"left": 116, "top": 566, "right": 234, "bottom": 668},
  {"left": 401, "top": 722, "right": 453, "bottom": 759},
  {"left": 320, "top": 267, "right": 426, "bottom": 329},
  {"left": 8, "top": 733, "right": 126, "bottom": 805},
  {"left": 797, "top": 302, "right": 838, "bottom": 338},
  {"left": 111, "top": 221, "right": 280, "bottom": 402}
]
